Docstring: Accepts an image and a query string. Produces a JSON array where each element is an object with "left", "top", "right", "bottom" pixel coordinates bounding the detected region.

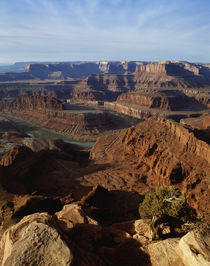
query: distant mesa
[
  {"left": 24, "top": 61, "right": 137, "bottom": 79},
  {"left": 0, "top": 60, "right": 210, "bottom": 89}
]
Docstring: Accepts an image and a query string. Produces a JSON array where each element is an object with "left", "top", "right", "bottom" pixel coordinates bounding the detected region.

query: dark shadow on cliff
[
  {"left": 0, "top": 120, "right": 19, "bottom": 132},
  {"left": 81, "top": 186, "right": 144, "bottom": 225},
  {"left": 12, "top": 197, "right": 63, "bottom": 220},
  {"left": 0, "top": 141, "right": 146, "bottom": 227},
  {"left": 66, "top": 223, "right": 151, "bottom": 266},
  {"left": 106, "top": 112, "right": 142, "bottom": 130},
  {"left": 0, "top": 148, "right": 110, "bottom": 197},
  {"left": 0, "top": 149, "right": 114, "bottom": 226},
  {"left": 193, "top": 128, "right": 210, "bottom": 144},
  {"left": 0, "top": 115, "right": 40, "bottom": 134}
]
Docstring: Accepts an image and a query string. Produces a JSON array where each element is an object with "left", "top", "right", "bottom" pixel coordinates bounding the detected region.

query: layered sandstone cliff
[
  {"left": 97, "top": 61, "right": 137, "bottom": 74},
  {"left": 23, "top": 61, "right": 210, "bottom": 86},
  {"left": 104, "top": 102, "right": 155, "bottom": 119},
  {"left": 180, "top": 113, "right": 210, "bottom": 130},
  {"left": 116, "top": 90, "right": 204, "bottom": 111},
  {"left": 4, "top": 95, "right": 64, "bottom": 111},
  {"left": 67, "top": 74, "right": 136, "bottom": 102},
  {"left": 68, "top": 90, "right": 107, "bottom": 103},
  {"left": 0, "top": 117, "right": 209, "bottom": 264},
  {"left": 134, "top": 61, "right": 210, "bottom": 88},
  {"left": 75, "top": 74, "right": 135, "bottom": 93},
  {"left": 182, "top": 89, "right": 210, "bottom": 108},
  {"left": 135, "top": 61, "right": 200, "bottom": 76}
]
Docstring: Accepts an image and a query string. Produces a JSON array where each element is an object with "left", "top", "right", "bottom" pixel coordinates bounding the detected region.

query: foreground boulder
[
  {"left": 0, "top": 213, "right": 73, "bottom": 266},
  {"left": 0, "top": 204, "right": 209, "bottom": 266},
  {"left": 176, "top": 230, "right": 210, "bottom": 266},
  {"left": 56, "top": 203, "right": 98, "bottom": 231},
  {"left": 148, "top": 238, "right": 184, "bottom": 266},
  {"left": 0, "top": 206, "right": 151, "bottom": 266},
  {"left": 147, "top": 229, "right": 210, "bottom": 266}
]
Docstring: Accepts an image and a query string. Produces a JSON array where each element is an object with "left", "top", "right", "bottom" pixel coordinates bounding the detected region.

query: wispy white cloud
[{"left": 0, "top": 0, "right": 210, "bottom": 63}]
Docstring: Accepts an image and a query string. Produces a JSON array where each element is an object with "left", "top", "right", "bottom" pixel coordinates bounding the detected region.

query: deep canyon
[{"left": 0, "top": 60, "right": 209, "bottom": 266}]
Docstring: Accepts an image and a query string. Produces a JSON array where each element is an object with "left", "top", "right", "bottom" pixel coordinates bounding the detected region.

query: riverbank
[{"left": 0, "top": 114, "right": 95, "bottom": 147}]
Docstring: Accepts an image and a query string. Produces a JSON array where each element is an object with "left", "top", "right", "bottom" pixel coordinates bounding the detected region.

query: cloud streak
[{"left": 0, "top": 0, "right": 210, "bottom": 63}]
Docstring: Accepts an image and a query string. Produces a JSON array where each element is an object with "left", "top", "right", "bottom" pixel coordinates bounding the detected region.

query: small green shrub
[{"left": 139, "top": 187, "right": 193, "bottom": 222}]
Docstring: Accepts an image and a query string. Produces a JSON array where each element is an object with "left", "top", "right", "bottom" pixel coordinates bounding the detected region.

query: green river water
[{"left": 1, "top": 114, "right": 95, "bottom": 147}]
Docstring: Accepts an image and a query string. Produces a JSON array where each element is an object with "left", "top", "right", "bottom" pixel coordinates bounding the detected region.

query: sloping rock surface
[
  {"left": 176, "top": 230, "right": 210, "bottom": 266},
  {"left": 91, "top": 118, "right": 210, "bottom": 221},
  {"left": 0, "top": 213, "right": 73, "bottom": 266},
  {"left": 147, "top": 238, "right": 184, "bottom": 266}
]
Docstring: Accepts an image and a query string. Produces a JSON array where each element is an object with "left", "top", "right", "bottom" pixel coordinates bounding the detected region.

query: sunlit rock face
[{"left": 91, "top": 117, "right": 210, "bottom": 221}]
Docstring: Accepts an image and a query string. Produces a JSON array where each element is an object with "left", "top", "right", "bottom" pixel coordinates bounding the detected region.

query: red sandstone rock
[
  {"left": 1, "top": 95, "right": 115, "bottom": 141},
  {"left": 116, "top": 90, "right": 205, "bottom": 111},
  {"left": 7, "top": 95, "right": 63, "bottom": 111},
  {"left": 91, "top": 118, "right": 210, "bottom": 221}
]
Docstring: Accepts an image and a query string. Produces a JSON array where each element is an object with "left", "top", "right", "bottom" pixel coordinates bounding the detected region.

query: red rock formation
[
  {"left": 116, "top": 89, "right": 208, "bottom": 111},
  {"left": 6, "top": 109, "right": 113, "bottom": 141},
  {"left": 91, "top": 118, "right": 210, "bottom": 221},
  {"left": 180, "top": 114, "right": 210, "bottom": 130},
  {"left": 71, "top": 74, "right": 135, "bottom": 98},
  {"left": 180, "top": 114, "right": 210, "bottom": 144},
  {"left": 135, "top": 61, "right": 200, "bottom": 77},
  {"left": 1, "top": 95, "right": 115, "bottom": 141},
  {"left": 6, "top": 95, "right": 63, "bottom": 111},
  {"left": 183, "top": 89, "right": 210, "bottom": 108},
  {"left": 68, "top": 90, "right": 106, "bottom": 103},
  {"left": 66, "top": 74, "right": 135, "bottom": 103},
  {"left": 0, "top": 146, "right": 31, "bottom": 167},
  {"left": 25, "top": 61, "right": 137, "bottom": 78},
  {"left": 117, "top": 90, "right": 185, "bottom": 110},
  {"left": 136, "top": 62, "right": 168, "bottom": 74},
  {"left": 104, "top": 102, "right": 154, "bottom": 119},
  {"left": 134, "top": 61, "right": 210, "bottom": 88}
]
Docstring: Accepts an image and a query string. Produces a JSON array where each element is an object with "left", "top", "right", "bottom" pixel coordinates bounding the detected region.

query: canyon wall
[
  {"left": 180, "top": 114, "right": 210, "bottom": 130},
  {"left": 104, "top": 102, "right": 155, "bottom": 119},
  {"left": 116, "top": 90, "right": 208, "bottom": 111},
  {"left": 133, "top": 61, "right": 210, "bottom": 89},
  {"left": 91, "top": 118, "right": 210, "bottom": 221},
  {"left": 182, "top": 89, "right": 210, "bottom": 107},
  {"left": 135, "top": 61, "right": 201, "bottom": 76},
  {"left": 74, "top": 74, "right": 135, "bottom": 93},
  {"left": 66, "top": 74, "right": 136, "bottom": 102},
  {"left": 6, "top": 95, "right": 63, "bottom": 111},
  {"left": 0, "top": 96, "right": 116, "bottom": 140},
  {"left": 68, "top": 90, "right": 107, "bottom": 103}
]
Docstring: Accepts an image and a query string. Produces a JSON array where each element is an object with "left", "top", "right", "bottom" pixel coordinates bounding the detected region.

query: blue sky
[{"left": 0, "top": 0, "right": 210, "bottom": 63}]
